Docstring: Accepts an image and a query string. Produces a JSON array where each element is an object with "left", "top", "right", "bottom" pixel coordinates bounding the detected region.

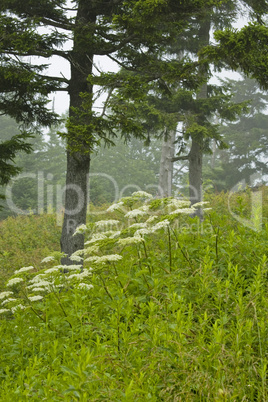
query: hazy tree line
[{"left": 1, "top": 70, "right": 267, "bottom": 220}]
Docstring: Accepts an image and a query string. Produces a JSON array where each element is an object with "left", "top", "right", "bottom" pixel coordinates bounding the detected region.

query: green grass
[{"left": 0, "top": 190, "right": 267, "bottom": 401}]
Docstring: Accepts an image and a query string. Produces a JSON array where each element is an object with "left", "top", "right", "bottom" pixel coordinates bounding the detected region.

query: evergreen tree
[{"left": 203, "top": 75, "right": 268, "bottom": 190}]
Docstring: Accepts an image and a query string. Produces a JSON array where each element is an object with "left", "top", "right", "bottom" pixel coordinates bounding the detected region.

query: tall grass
[{"left": 0, "top": 189, "right": 267, "bottom": 401}]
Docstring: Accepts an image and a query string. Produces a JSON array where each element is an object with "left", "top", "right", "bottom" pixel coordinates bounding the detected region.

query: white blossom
[
  {"left": 129, "top": 222, "right": 148, "bottom": 229},
  {"left": 44, "top": 267, "right": 60, "bottom": 274},
  {"left": 1, "top": 298, "right": 17, "bottom": 305},
  {"left": 192, "top": 201, "right": 210, "bottom": 208},
  {"left": 169, "top": 208, "right": 196, "bottom": 215},
  {"left": 125, "top": 209, "right": 148, "bottom": 219},
  {"left": 203, "top": 207, "right": 212, "bottom": 212},
  {"left": 0, "top": 291, "right": 13, "bottom": 300},
  {"left": 152, "top": 219, "right": 170, "bottom": 231},
  {"left": 85, "top": 245, "right": 100, "bottom": 255},
  {"left": 0, "top": 308, "right": 10, "bottom": 314},
  {"left": 11, "top": 304, "right": 26, "bottom": 313},
  {"left": 85, "top": 233, "right": 107, "bottom": 245},
  {"left": 31, "top": 287, "right": 46, "bottom": 292},
  {"left": 85, "top": 254, "right": 122, "bottom": 264},
  {"left": 167, "top": 199, "right": 191, "bottom": 208},
  {"left": 6, "top": 277, "right": 24, "bottom": 287},
  {"left": 146, "top": 216, "right": 158, "bottom": 224},
  {"left": 68, "top": 269, "right": 92, "bottom": 280},
  {"left": 101, "top": 230, "right": 121, "bottom": 239},
  {"left": 134, "top": 228, "right": 152, "bottom": 237},
  {"left": 131, "top": 191, "right": 153, "bottom": 199},
  {"left": 28, "top": 280, "right": 51, "bottom": 289},
  {"left": 69, "top": 255, "right": 84, "bottom": 262},
  {"left": 95, "top": 219, "right": 119, "bottom": 228},
  {"left": 118, "top": 237, "right": 144, "bottom": 246},
  {"left": 41, "top": 256, "right": 55, "bottom": 263},
  {"left": 77, "top": 283, "right": 94, "bottom": 290},
  {"left": 28, "top": 295, "right": 43, "bottom": 302},
  {"left": 29, "top": 274, "right": 47, "bottom": 284},
  {"left": 106, "top": 201, "right": 124, "bottom": 212},
  {"left": 73, "top": 224, "right": 88, "bottom": 236},
  {"left": 14, "top": 266, "right": 34, "bottom": 275},
  {"left": 54, "top": 264, "right": 82, "bottom": 271}
]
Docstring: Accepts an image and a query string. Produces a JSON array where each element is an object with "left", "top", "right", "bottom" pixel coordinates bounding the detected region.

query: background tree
[{"left": 203, "top": 75, "right": 268, "bottom": 190}]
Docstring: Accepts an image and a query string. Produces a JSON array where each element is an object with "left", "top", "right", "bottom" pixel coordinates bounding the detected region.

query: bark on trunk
[
  {"left": 158, "top": 130, "right": 176, "bottom": 197},
  {"left": 188, "top": 16, "right": 210, "bottom": 215},
  {"left": 60, "top": 1, "right": 96, "bottom": 264}
]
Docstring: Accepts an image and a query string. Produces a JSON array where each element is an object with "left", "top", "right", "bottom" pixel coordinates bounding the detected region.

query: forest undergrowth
[{"left": 0, "top": 188, "right": 267, "bottom": 401}]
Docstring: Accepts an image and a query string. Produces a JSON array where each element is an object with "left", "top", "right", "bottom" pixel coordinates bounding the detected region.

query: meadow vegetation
[{"left": 0, "top": 188, "right": 267, "bottom": 401}]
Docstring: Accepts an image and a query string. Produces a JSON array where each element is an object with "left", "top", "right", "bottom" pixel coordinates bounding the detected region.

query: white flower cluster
[
  {"left": 85, "top": 254, "right": 122, "bottom": 264},
  {"left": 106, "top": 201, "right": 124, "bottom": 212},
  {"left": 117, "top": 237, "right": 144, "bottom": 246},
  {"left": 28, "top": 295, "right": 43, "bottom": 302},
  {"left": 14, "top": 266, "right": 34, "bottom": 275},
  {"left": 1, "top": 298, "right": 17, "bottom": 305},
  {"left": 0, "top": 291, "right": 13, "bottom": 300},
  {"left": 95, "top": 219, "right": 119, "bottom": 228},
  {"left": 73, "top": 224, "right": 88, "bottom": 236},
  {"left": 167, "top": 199, "right": 191, "bottom": 209},
  {"left": 77, "top": 283, "right": 94, "bottom": 290},
  {"left": 169, "top": 208, "right": 196, "bottom": 215},
  {"left": 6, "top": 277, "right": 24, "bottom": 287},
  {"left": 125, "top": 209, "right": 148, "bottom": 219},
  {"left": 131, "top": 191, "right": 153, "bottom": 199},
  {"left": 41, "top": 256, "right": 55, "bottom": 263}
]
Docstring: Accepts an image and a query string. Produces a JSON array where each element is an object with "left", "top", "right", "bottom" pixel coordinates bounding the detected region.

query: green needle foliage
[{"left": 0, "top": 188, "right": 267, "bottom": 400}]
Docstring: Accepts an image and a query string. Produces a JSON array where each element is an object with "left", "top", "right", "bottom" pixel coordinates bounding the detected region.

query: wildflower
[
  {"left": 56, "top": 264, "right": 82, "bottom": 271},
  {"left": 69, "top": 255, "right": 84, "bottom": 262},
  {"left": 73, "top": 224, "right": 88, "bottom": 236},
  {"left": 101, "top": 230, "right": 121, "bottom": 238},
  {"left": 169, "top": 208, "right": 196, "bottom": 215},
  {"left": 192, "top": 201, "right": 209, "bottom": 208},
  {"left": 106, "top": 201, "right": 124, "bottom": 212},
  {"left": 85, "top": 254, "right": 122, "bottom": 264},
  {"left": 125, "top": 209, "right": 148, "bottom": 219},
  {"left": 11, "top": 304, "right": 26, "bottom": 313},
  {"left": 28, "top": 295, "right": 43, "bottom": 302},
  {"left": 203, "top": 207, "right": 212, "bottom": 212},
  {"left": 41, "top": 256, "right": 55, "bottom": 263},
  {"left": 77, "top": 283, "right": 94, "bottom": 290},
  {"left": 68, "top": 269, "right": 92, "bottom": 280},
  {"left": 6, "top": 277, "right": 24, "bottom": 287},
  {"left": 2, "top": 298, "right": 17, "bottom": 305},
  {"left": 146, "top": 215, "right": 158, "bottom": 224},
  {"left": 0, "top": 308, "right": 10, "bottom": 314},
  {"left": 31, "top": 287, "right": 46, "bottom": 292},
  {"left": 85, "top": 233, "right": 107, "bottom": 245},
  {"left": 129, "top": 222, "right": 148, "bottom": 229},
  {"left": 152, "top": 220, "right": 170, "bottom": 231},
  {"left": 28, "top": 280, "right": 51, "bottom": 289},
  {"left": 14, "top": 266, "right": 34, "bottom": 275},
  {"left": 118, "top": 237, "right": 144, "bottom": 246},
  {"left": 44, "top": 267, "right": 60, "bottom": 274},
  {"left": 95, "top": 219, "right": 119, "bottom": 228},
  {"left": 131, "top": 191, "right": 153, "bottom": 199},
  {"left": 0, "top": 291, "right": 13, "bottom": 300},
  {"left": 85, "top": 245, "right": 100, "bottom": 255},
  {"left": 167, "top": 199, "right": 191, "bottom": 208},
  {"left": 29, "top": 274, "right": 47, "bottom": 284},
  {"left": 134, "top": 228, "right": 152, "bottom": 237},
  {"left": 71, "top": 249, "right": 85, "bottom": 257}
]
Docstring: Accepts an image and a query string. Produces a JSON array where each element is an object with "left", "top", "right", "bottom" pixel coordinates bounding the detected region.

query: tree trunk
[
  {"left": 188, "top": 16, "right": 210, "bottom": 213},
  {"left": 158, "top": 130, "right": 175, "bottom": 197},
  {"left": 60, "top": 1, "right": 95, "bottom": 265}
]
